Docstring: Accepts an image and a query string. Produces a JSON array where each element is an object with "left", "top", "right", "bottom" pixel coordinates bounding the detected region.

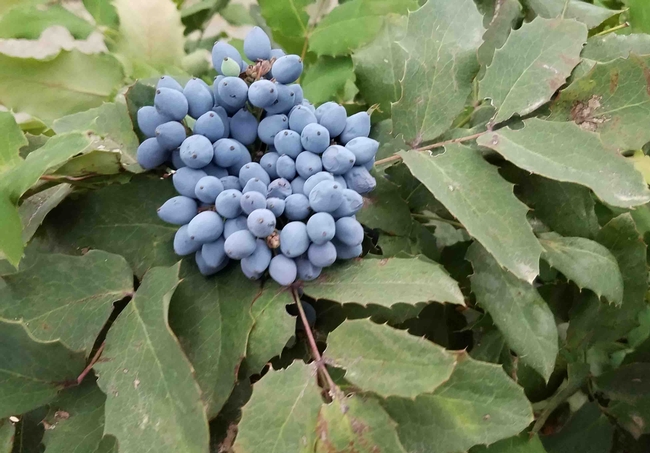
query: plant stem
[
  {"left": 561, "top": 0, "right": 570, "bottom": 18},
  {"left": 374, "top": 131, "right": 489, "bottom": 167},
  {"left": 291, "top": 288, "right": 337, "bottom": 393},
  {"left": 76, "top": 341, "right": 106, "bottom": 385},
  {"left": 594, "top": 22, "right": 630, "bottom": 37},
  {"left": 40, "top": 174, "right": 97, "bottom": 182}
]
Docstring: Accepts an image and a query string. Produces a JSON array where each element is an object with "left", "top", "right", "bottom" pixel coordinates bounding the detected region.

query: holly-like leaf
[
  {"left": 315, "top": 395, "right": 406, "bottom": 453},
  {"left": 112, "top": 0, "right": 185, "bottom": 77},
  {"left": 0, "top": 251, "right": 133, "bottom": 353},
  {"left": 596, "top": 363, "right": 650, "bottom": 439},
  {"left": 478, "top": 0, "right": 521, "bottom": 67},
  {"left": 0, "top": 419, "right": 14, "bottom": 452},
  {"left": 0, "top": 51, "right": 124, "bottom": 125},
  {"left": 0, "top": 111, "right": 27, "bottom": 174},
  {"left": 550, "top": 56, "right": 650, "bottom": 151},
  {"left": 477, "top": 119, "right": 650, "bottom": 208},
  {"left": 325, "top": 319, "right": 456, "bottom": 398},
  {"left": 83, "top": 0, "right": 119, "bottom": 28},
  {"left": 392, "top": 0, "right": 485, "bottom": 147},
  {"left": 52, "top": 102, "right": 141, "bottom": 173},
  {"left": 0, "top": 319, "right": 85, "bottom": 418},
  {"left": 233, "top": 362, "right": 321, "bottom": 453},
  {"left": 352, "top": 15, "right": 406, "bottom": 122},
  {"left": 302, "top": 57, "right": 356, "bottom": 105},
  {"left": 355, "top": 173, "right": 413, "bottom": 236},
  {"left": 0, "top": 4, "right": 94, "bottom": 40},
  {"left": 18, "top": 184, "right": 73, "bottom": 243},
  {"left": 567, "top": 214, "right": 648, "bottom": 349},
  {"left": 258, "top": 0, "right": 313, "bottom": 56},
  {"left": 96, "top": 264, "right": 210, "bottom": 453},
  {"left": 400, "top": 145, "right": 542, "bottom": 283},
  {"left": 470, "top": 433, "right": 547, "bottom": 453},
  {"left": 382, "top": 355, "right": 533, "bottom": 453},
  {"left": 526, "top": 0, "right": 620, "bottom": 29},
  {"left": 479, "top": 18, "right": 586, "bottom": 125},
  {"left": 309, "top": 0, "right": 416, "bottom": 57},
  {"left": 41, "top": 379, "right": 106, "bottom": 453},
  {"left": 539, "top": 233, "right": 623, "bottom": 305},
  {"left": 509, "top": 172, "right": 599, "bottom": 239},
  {"left": 41, "top": 175, "right": 178, "bottom": 278},
  {"left": 0, "top": 195, "right": 22, "bottom": 269},
  {"left": 169, "top": 263, "right": 256, "bottom": 418},
  {"left": 542, "top": 402, "right": 614, "bottom": 453},
  {"left": 467, "top": 243, "right": 558, "bottom": 380},
  {"left": 246, "top": 284, "right": 295, "bottom": 376},
  {"left": 303, "top": 255, "right": 464, "bottom": 307},
  {"left": 583, "top": 34, "right": 650, "bottom": 62}
]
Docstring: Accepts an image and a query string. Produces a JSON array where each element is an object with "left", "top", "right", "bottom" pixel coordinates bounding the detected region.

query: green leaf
[
  {"left": 96, "top": 264, "right": 210, "bottom": 453},
  {"left": 382, "top": 355, "right": 533, "bottom": 453},
  {"left": 467, "top": 243, "right": 558, "bottom": 380},
  {"left": 315, "top": 396, "right": 406, "bottom": 453},
  {"left": 41, "top": 175, "right": 178, "bottom": 278},
  {"left": 526, "top": 0, "right": 620, "bottom": 29},
  {"left": 539, "top": 233, "right": 623, "bottom": 306},
  {"left": 510, "top": 172, "right": 599, "bottom": 239},
  {"left": 567, "top": 214, "right": 648, "bottom": 349},
  {"left": 0, "top": 419, "right": 14, "bottom": 452},
  {"left": 246, "top": 284, "right": 295, "bottom": 376},
  {"left": 41, "top": 379, "right": 106, "bottom": 453},
  {"left": 301, "top": 57, "right": 356, "bottom": 105},
  {"left": 400, "top": 145, "right": 542, "bottom": 283},
  {"left": 113, "top": 0, "right": 185, "bottom": 77},
  {"left": 542, "top": 402, "right": 614, "bottom": 453},
  {"left": 582, "top": 34, "right": 650, "bottom": 63},
  {"left": 626, "top": 0, "right": 650, "bottom": 34},
  {"left": 309, "top": 0, "right": 416, "bottom": 57},
  {"left": 0, "top": 251, "right": 133, "bottom": 353},
  {"left": 325, "top": 319, "right": 456, "bottom": 398},
  {"left": 303, "top": 255, "right": 464, "bottom": 307},
  {"left": 258, "top": 0, "right": 313, "bottom": 55},
  {"left": 169, "top": 264, "right": 256, "bottom": 418},
  {"left": 550, "top": 56, "right": 650, "bottom": 151},
  {"left": 479, "top": 18, "right": 586, "bottom": 125},
  {"left": 355, "top": 173, "right": 413, "bottom": 236},
  {"left": 470, "top": 434, "right": 547, "bottom": 453},
  {"left": 477, "top": 119, "right": 650, "bottom": 208},
  {"left": 392, "top": 0, "right": 484, "bottom": 147},
  {"left": 0, "top": 111, "right": 27, "bottom": 174},
  {"left": 478, "top": 0, "right": 521, "bottom": 67},
  {"left": 0, "top": 51, "right": 124, "bottom": 125},
  {"left": 233, "top": 362, "right": 322, "bottom": 453},
  {"left": 83, "top": 0, "right": 119, "bottom": 28},
  {"left": 0, "top": 5, "right": 94, "bottom": 39},
  {"left": 220, "top": 3, "right": 255, "bottom": 26},
  {"left": 18, "top": 184, "right": 73, "bottom": 244},
  {"left": 596, "top": 363, "right": 650, "bottom": 438},
  {"left": 52, "top": 102, "right": 141, "bottom": 173},
  {"left": 631, "top": 151, "right": 650, "bottom": 185},
  {"left": 352, "top": 15, "right": 406, "bottom": 122},
  {"left": 0, "top": 195, "right": 22, "bottom": 268},
  {"left": 181, "top": 0, "right": 228, "bottom": 35},
  {"left": 52, "top": 150, "right": 122, "bottom": 177},
  {"left": 0, "top": 319, "right": 85, "bottom": 419}
]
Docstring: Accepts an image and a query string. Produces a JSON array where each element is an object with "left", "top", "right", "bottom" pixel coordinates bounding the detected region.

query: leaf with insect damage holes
[
  {"left": 95, "top": 264, "right": 210, "bottom": 453},
  {"left": 0, "top": 319, "right": 85, "bottom": 419},
  {"left": 315, "top": 395, "right": 407, "bottom": 453},
  {"left": 549, "top": 56, "right": 650, "bottom": 152},
  {"left": 382, "top": 354, "right": 534, "bottom": 453},
  {"left": 479, "top": 17, "right": 586, "bottom": 125},
  {"left": 467, "top": 243, "right": 558, "bottom": 380},
  {"left": 400, "top": 145, "right": 542, "bottom": 283},
  {"left": 477, "top": 119, "right": 650, "bottom": 208},
  {"left": 539, "top": 232, "right": 623, "bottom": 306},
  {"left": 391, "top": 0, "right": 485, "bottom": 147},
  {"left": 303, "top": 255, "right": 464, "bottom": 307},
  {"left": 526, "top": 0, "right": 621, "bottom": 29},
  {"left": 0, "top": 250, "right": 133, "bottom": 354},
  {"left": 478, "top": 0, "right": 522, "bottom": 67},
  {"left": 325, "top": 319, "right": 457, "bottom": 398},
  {"left": 233, "top": 361, "right": 321, "bottom": 453}
]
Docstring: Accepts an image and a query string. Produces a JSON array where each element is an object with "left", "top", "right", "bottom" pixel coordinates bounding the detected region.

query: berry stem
[{"left": 291, "top": 287, "right": 337, "bottom": 394}]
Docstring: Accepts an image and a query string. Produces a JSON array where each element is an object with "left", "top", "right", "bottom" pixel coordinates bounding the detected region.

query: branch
[
  {"left": 374, "top": 131, "right": 488, "bottom": 167},
  {"left": 76, "top": 341, "right": 106, "bottom": 385},
  {"left": 291, "top": 287, "right": 337, "bottom": 393},
  {"left": 40, "top": 174, "right": 98, "bottom": 182}
]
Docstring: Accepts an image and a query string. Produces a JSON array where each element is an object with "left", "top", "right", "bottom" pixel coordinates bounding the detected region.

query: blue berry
[
  {"left": 309, "top": 180, "right": 344, "bottom": 213},
  {"left": 269, "top": 255, "right": 297, "bottom": 286},
  {"left": 194, "top": 111, "right": 225, "bottom": 143},
  {"left": 344, "top": 166, "right": 376, "bottom": 194},
  {"left": 295, "top": 151, "right": 322, "bottom": 179},
  {"left": 296, "top": 257, "right": 321, "bottom": 282},
  {"left": 284, "top": 193, "right": 311, "bottom": 220},
  {"left": 218, "top": 77, "right": 249, "bottom": 109},
  {"left": 276, "top": 155, "right": 297, "bottom": 180},
  {"left": 244, "top": 26, "right": 271, "bottom": 61},
  {"left": 243, "top": 178, "right": 268, "bottom": 195},
  {"left": 280, "top": 222, "right": 309, "bottom": 257},
  {"left": 274, "top": 129, "right": 303, "bottom": 158},
  {"left": 138, "top": 106, "right": 171, "bottom": 138},
  {"left": 260, "top": 151, "right": 280, "bottom": 179},
  {"left": 345, "top": 137, "right": 379, "bottom": 165},
  {"left": 180, "top": 135, "right": 214, "bottom": 168},
  {"left": 247, "top": 208, "right": 277, "bottom": 238},
  {"left": 195, "top": 176, "right": 225, "bottom": 204},
  {"left": 289, "top": 105, "right": 317, "bottom": 134},
  {"left": 154, "top": 87, "right": 188, "bottom": 121},
  {"left": 174, "top": 225, "right": 201, "bottom": 256},
  {"left": 224, "top": 215, "right": 248, "bottom": 238},
  {"left": 248, "top": 80, "right": 278, "bottom": 108},
  {"left": 230, "top": 109, "right": 258, "bottom": 145},
  {"left": 322, "top": 145, "right": 356, "bottom": 175},
  {"left": 240, "top": 191, "right": 267, "bottom": 215},
  {"left": 220, "top": 175, "right": 242, "bottom": 191},
  {"left": 137, "top": 137, "right": 169, "bottom": 169},
  {"left": 224, "top": 229, "right": 257, "bottom": 259},
  {"left": 158, "top": 196, "right": 197, "bottom": 225},
  {"left": 340, "top": 112, "right": 371, "bottom": 144},
  {"left": 184, "top": 78, "right": 214, "bottom": 119},
  {"left": 258, "top": 114, "right": 289, "bottom": 145},
  {"left": 157, "top": 75, "right": 183, "bottom": 92},
  {"left": 239, "top": 162, "right": 271, "bottom": 187},
  {"left": 188, "top": 211, "right": 224, "bottom": 243},
  {"left": 332, "top": 188, "right": 364, "bottom": 218},
  {"left": 156, "top": 121, "right": 186, "bottom": 151},
  {"left": 212, "top": 41, "right": 243, "bottom": 75},
  {"left": 173, "top": 167, "right": 207, "bottom": 198},
  {"left": 307, "top": 212, "right": 336, "bottom": 245},
  {"left": 300, "top": 123, "right": 330, "bottom": 154},
  {"left": 202, "top": 237, "right": 227, "bottom": 268},
  {"left": 308, "top": 241, "right": 337, "bottom": 267},
  {"left": 335, "top": 217, "right": 364, "bottom": 246},
  {"left": 302, "top": 172, "right": 334, "bottom": 197},
  {"left": 267, "top": 178, "right": 293, "bottom": 199},
  {"left": 272, "top": 55, "right": 303, "bottom": 84},
  {"left": 266, "top": 197, "right": 286, "bottom": 217},
  {"left": 216, "top": 189, "right": 243, "bottom": 218}
]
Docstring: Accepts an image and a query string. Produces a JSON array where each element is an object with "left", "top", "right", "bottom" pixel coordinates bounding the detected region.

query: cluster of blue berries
[{"left": 136, "top": 27, "right": 378, "bottom": 286}]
